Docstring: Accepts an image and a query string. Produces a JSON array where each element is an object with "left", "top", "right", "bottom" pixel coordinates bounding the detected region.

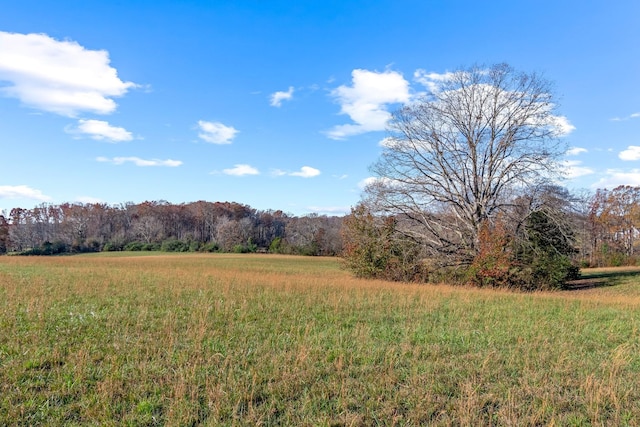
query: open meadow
[{"left": 1, "top": 253, "right": 640, "bottom": 425}]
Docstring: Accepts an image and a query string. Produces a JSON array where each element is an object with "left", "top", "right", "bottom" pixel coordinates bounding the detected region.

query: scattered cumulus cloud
[
  {"left": 327, "top": 69, "right": 410, "bottom": 139},
  {"left": 0, "top": 185, "right": 51, "bottom": 201},
  {"left": 270, "top": 86, "right": 294, "bottom": 107},
  {"left": 67, "top": 119, "right": 133, "bottom": 142},
  {"left": 290, "top": 166, "right": 320, "bottom": 178},
  {"left": 414, "top": 68, "right": 575, "bottom": 137},
  {"left": 592, "top": 169, "right": 640, "bottom": 189},
  {"left": 611, "top": 112, "right": 640, "bottom": 121},
  {"left": 562, "top": 160, "right": 594, "bottom": 179},
  {"left": 553, "top": 116, "right": 576, "bottom": 136},
  {"left": 222, "top": 164, "right": 259, "bottom": 176},
  {"left": 197, "top": 120, "right": 238, "bottom": 144},
  {"left": 0, "top": 31, "right": 136, "bottom": 116},
  {"left": 96, "top": 156, "right": 182, "bottom": 167},
  {"left": 567, "top": 147, "right": 588, "bottom": 156},
  {"left": 358, "top": 177, "right": 378, "bottom": 189},
  {"left": 619, "top": 146, "right": 640, "bottom": 161},
  {"left": 379, "top": 137, "right": 396, "bottom": 148},
  {"left": 270, "top": 167, "right": 321, "bottom": 178},
  {"left": 357, "top": 176, "right": 399, "bottom": 190},
  {"left": 523, "top": 109, "right": 575, "bottom": 137},
  {"left": 413, "top": 70, "right": 456, "bottom": 93}
]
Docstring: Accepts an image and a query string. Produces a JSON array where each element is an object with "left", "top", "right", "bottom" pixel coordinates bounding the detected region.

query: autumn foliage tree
[
  {"left": 588, "top": 185, "right": 640, "bottom": 266},
  {"left": 0, "top": 215, "right": 9, "bottom": 254},
  {"left": 466, "top": 219, "right": 513, "bottom": 287}
]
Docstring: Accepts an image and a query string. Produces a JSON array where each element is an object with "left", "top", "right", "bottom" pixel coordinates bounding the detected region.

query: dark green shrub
[
  {"left": 124, "top": 241, "right": 145, "bottom": 251},
  {"left": 200, "top": 242, "right": 220, "bottom": 253},
  {"left": 103, "top": 242, "right": 116, "bottom": 251},
  {"left": 300, "top": 242, "right": 320, "bottom": 256},
  {"left": 20, "top": 240, "right": 70, "bottom": 256},
  {"left": 269, "top": 237, "right": 283, "bottom": 253},
  {"left": 85, "top": 239, "right": 101, "bottom": 252},
  {"left": 232, "top": 244, "right": 247, "bottom": 253},
  {"left": 246, "top": 239, "right": 257, "bottom": 253},
  {"left": 161, "top": 239, "right": 189, "bottom": 252},
  {"left": 512, "top": 210, "right": 580, "bottom": 290},
  {"left": 104, "top": 238, "right": 125, "bottom": 251}
]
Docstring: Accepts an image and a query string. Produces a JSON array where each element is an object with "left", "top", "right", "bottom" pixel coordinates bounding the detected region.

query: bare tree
[
  {"left": 366, "top": 63, "right": 569, "bottom": 266},
  {"left": 215, "top": 217, "right": 253, "bottom": 251}
]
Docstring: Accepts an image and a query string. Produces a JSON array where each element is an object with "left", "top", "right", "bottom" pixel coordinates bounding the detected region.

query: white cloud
[
  {"left": 562, "top": 160, "right": 594, "bottom": 179},
  {"left": 0, "top": 185, "right": 52, "bottom": 201},
  {"left": 379, "top": 137, "right": 396, "bottom": 148},
  {"left": 270, "top": 166, "right": 321, "bottom": 178},
  {"left": 553, "top": 116, "right": 576, "bottom": 136},
  {"left": 358, "top": 177, "right": 378, "bottom": 189},
  {"left": 270, "top": 169, "right": 287, "bottom": 177},
  {"left": 611, "top": 112, "right": 640, "bottom": 121},
  {"left": 306, "top": 206, "right": 350, "bottom": 215},
  {"left": 521, "top": 108, "right": 575, "bottom": 137},
  {"left": 0, "top": 31, "right": 136, "bottom": 116},
  {"left": 592, "top": 169, "right": 640, "bottom": 189},
  {"left": 413, "top": 69, "right": 456, "bottom": 93},
  {"left": 357, "top": 176, "right": 401, "bottom": 190},
  {"left": 67, "top": 119, "right": 133, "bottom": 142},
  {"left": 96, "top": 156, "right": 182, "bottom": 167},
  {"left": 567, "top": 146, "right": 588, "bottom": 156},
  {"left": 290, "top": 166, "right": 320, "bottom": 178},
  {"left": 270, "top": 86, "right": 294, "bottom": 107},
  {"left": 197, "top": 120, "right": 238, "bottom": 144},
  {"left": 327, "top": 69, "right": 410, "bottom": 139},
  {"left": 619, "top": 146, "right": 640, "bottom": 161},
  {"left": 222, "top": 164, "right": 259, "bottom": 176},
  {"left": 415, "top": 68, "right": 575, "bottom": 137}
]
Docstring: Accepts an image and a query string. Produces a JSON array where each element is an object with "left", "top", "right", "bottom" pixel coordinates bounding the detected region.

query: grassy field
[{"left": 1, "top": 253, "right": 640, "bottom": 425}]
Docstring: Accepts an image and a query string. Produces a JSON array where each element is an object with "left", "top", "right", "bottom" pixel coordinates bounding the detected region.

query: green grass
[{"left": 1, "top": 254, "right": 640, "bottom": 425}]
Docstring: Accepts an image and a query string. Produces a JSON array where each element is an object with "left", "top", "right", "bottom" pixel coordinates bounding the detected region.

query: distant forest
[
  {"left": 0, "top": 201, "right": 343, "bottom": 256},
  {"left": 2, "top": 185, "right": 640, "bottom": 271}
]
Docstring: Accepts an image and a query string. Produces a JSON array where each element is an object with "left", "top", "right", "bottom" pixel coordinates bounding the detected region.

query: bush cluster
[{"left": 342, "top": 205, "right": 580, "bottom": 291}]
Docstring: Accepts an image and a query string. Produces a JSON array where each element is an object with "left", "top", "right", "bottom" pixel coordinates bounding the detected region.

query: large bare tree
[{"left": 366, "top": 63, "right": 570, "bottom": 265}]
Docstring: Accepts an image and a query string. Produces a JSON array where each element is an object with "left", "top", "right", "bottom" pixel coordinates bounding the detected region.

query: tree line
[
  {"left": 1, "top": 184, "right": 638, "bottom": 268},
  {"left": 0, "top": 201, "right": 343, "bottom": 256},
  {"left": 0, "top": 184, "right": 638, "bottom": 289}
]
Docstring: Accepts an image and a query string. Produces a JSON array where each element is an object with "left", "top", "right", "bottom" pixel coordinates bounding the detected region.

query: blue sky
[{"left": 1, "top": 1, "right": 639, "bottom": 216}]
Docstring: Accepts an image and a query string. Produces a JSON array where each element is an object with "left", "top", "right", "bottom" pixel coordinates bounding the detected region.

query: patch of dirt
[{"left": 564, "top": 277, "right": 606, "bottom": 290}]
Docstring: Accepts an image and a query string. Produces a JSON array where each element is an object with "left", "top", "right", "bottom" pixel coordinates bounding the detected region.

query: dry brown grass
[{"left": 2, "top": 253, "right": 640, "bottom": 425}]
